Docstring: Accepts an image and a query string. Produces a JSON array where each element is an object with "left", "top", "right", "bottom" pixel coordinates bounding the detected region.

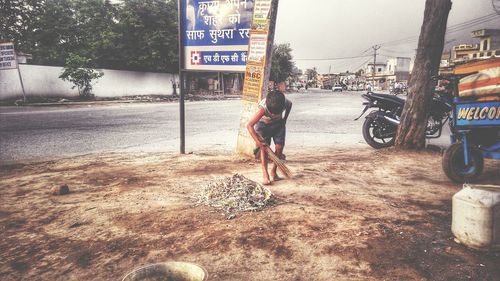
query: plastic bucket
[{"left": 122, "top": 262, "right": 208, "bottom": 281}]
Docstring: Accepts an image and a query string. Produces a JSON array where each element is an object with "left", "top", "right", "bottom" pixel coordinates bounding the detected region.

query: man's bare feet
[{"left": 262, "top": 178, "right": 272, "bottom": 185}]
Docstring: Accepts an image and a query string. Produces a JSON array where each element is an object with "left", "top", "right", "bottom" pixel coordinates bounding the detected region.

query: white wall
[{"left": 0, "top": 64, "right": 178, "bottom": 100}]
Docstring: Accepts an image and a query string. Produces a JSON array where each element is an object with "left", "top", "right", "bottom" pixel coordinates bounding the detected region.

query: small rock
[
  {"left": 226, "top": 214, "right": 236, "bottom": 220},
  {"left": 52, "top": 184, "right": 70, "bottom": 196}
]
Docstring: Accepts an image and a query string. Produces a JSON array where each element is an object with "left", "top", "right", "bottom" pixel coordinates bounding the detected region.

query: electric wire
[
  {"left": 380, "top": 13, "right": 500, "bottom": 46},
  {"left": 294, "top": 11, "right": 499, "bottom": 70},
  {"left": 492, "top": 0, "right": 500, "bottom": 15},
  {"left": 294, "top": 54, "right": 371, "bottom": 61}
]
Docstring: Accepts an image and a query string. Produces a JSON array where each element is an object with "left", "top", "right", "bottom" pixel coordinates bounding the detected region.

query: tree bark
[{"left": 395, "top": 0, "right": 452, "bottom": 150}]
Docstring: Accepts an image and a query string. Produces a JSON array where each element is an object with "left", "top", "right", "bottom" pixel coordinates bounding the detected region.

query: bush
[{"left": 59, "top": 54, "right": 103, "bottom": 99}]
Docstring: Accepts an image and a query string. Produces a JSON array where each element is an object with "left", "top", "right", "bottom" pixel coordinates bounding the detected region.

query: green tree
[
  {"left": 115, "top": 0, "right": 179, "bottom": 72},
  {"left": 0, "top": 0, "right": 45, "bottom": 52},
  {"left": 290, "top": 65, "right": 303, "bottom": 83},
  {"left": 305, "top": 68, "right": 318, "bottom": 86},
  {"left": 270, "top": 43, "right": 295, "bottom": 83},
  {"left": 30, "top": 0, "right": 78, "bottom": 66},
  {"left": 59, "top": 53, "right": 104, "bottom": 99},
  {"left": 2, "top": 0, "right": 179, "bottom": 72},
  {"left": 71, "top": 0, "right": 120, "bottom": 67}
]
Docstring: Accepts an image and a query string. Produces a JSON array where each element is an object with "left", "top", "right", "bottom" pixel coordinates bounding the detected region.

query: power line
[
  {"left": 294, "top": 12, "right": 499, "bottom": 63},
  {"left": 447, "top": 14, "right": 499, "bottom": 33},
  {"left": 332, "top": 57, "right": 371, "bottom": 71},
  {"left": 379, "top": 53, "right": 413, "bottom": 58},
  {"left": 446, "top": 13, "right": 498, "bottom": 31},
  {"left": 494, "top": 0, "right": 500, "bottom": 15},
  {"left": 380, "top": 48, "right": 414, "bottom": 55},
  {"left": 294, "top": 54, "right": 371, "bottom": 61},
  {"left": 352, "top": 57, "right": 372, "bottom": 72},
  {"left": 379, "top": 12, "right": 500, "bottom": 46}
]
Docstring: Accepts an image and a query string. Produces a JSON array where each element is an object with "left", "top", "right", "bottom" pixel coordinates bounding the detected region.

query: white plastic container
[{"left": 452, "top": 184, "right": 500, "bottom": 250}]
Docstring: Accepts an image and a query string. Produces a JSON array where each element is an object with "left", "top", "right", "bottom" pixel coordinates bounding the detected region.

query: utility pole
[
  {"left": 372, "top": 45, "right": 381, "bottom": 88},
  {"left": 236, "top": 0, "right": 280, "bottom": 156}
]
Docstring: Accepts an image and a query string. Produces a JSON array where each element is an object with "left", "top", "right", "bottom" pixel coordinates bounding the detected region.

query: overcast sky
[{"left": 273, "top": 0, "right": 500, "bottom": 73}]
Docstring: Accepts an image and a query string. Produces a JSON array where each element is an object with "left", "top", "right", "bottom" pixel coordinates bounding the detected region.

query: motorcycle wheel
[
  {"left": 442, "top": 142, "right": 484, "bottom": 183},
  {"left": 362, "top": 117, "right": 396, "bottom": 149}
]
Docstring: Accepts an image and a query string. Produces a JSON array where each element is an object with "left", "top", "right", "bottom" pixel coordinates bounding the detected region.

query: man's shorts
[{"left": 254, "top": 120, "right": 286, "bottom": 146}]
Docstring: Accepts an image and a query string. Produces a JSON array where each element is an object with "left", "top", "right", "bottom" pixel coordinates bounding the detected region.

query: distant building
[
  {"left": 452, "top": 44, "right": 479, "bottom": 63},
  {"left": 439, "top": 28, "right": 500, "bottom": 74},
  {"left": 440, "top": 51, "right": 452, "bottom": 68},
  {"left": 386, "top": 57, "right": 411, "bottom": 82},
  {"left": 318, "top": 73, "right": 338, "bottom": 89},
  {"left": 469, "top": 29, "right": 500, "bottom": 60},
  {"left": 16, "top": 52, "right": 32, "bottom": 64},
  {"left": 365, "top": 62, "right": 386, "bottom": 76},
  {"left": 363, "top": 57, "right": 411, "bottom": 90}
]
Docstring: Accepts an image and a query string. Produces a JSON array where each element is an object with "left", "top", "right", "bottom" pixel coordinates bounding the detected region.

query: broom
[{"left": 257, "top": 135, "right": 293, "bottom": 178}]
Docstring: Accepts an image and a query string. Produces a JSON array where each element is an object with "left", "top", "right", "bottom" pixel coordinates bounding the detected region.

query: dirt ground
[{"left": 1, "top": 147, "right": 499, "bottom": 281}]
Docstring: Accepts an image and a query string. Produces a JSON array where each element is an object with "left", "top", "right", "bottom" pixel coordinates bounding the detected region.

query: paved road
[{"left": 0, "top": 89, "right": 450, "bottom": 161}]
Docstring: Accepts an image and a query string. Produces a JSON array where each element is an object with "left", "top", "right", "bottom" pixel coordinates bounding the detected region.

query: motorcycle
[
  {"left": 355, "top": 89, "right": 453, "bottom": 149},
  {"left": 390, "top": 86, "right": 408, "bottom": 96}
]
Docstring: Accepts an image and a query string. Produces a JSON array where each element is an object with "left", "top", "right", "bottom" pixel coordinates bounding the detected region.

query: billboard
[
  {"left": 0, "top": 42, "right": 17, "bottom": 70},
  {"left": 181, "top": 0, "right": 254, "bottom": 72}
]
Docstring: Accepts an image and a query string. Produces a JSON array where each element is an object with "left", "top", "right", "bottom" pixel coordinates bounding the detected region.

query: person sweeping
[{"left": 246, "top": 82, "right": 292, "bottom": 185}]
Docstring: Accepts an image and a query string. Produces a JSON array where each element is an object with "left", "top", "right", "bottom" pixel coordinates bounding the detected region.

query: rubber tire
[
  {"left": 442, "top": 142, "right": 484, "bottom": 183},
  {"left": 362, "top": 117, "right": 396, "bottom": 149}
]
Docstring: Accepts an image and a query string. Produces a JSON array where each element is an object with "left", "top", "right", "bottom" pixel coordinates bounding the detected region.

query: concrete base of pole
[{"left": 236, "top": 101, "right": 260, "bottom": 157}]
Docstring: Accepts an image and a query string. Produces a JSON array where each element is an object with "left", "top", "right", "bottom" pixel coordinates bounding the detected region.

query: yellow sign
[{"left": 242, "top": 63, "right": 264, "bottom": 103}]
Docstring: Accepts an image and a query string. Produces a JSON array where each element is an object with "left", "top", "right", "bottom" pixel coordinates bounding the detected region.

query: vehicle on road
[
  {"left": 390, "top": 87, "right": 408, "bottom": 96},
  {"left": 355, "top": 88, "right": 453, "bottom": 149},
  {"left": 348, "top": 85, "right": 359, "bottom": 91},
  {"left": 332, "top": 84, "right": 343, "bottom": 92}
]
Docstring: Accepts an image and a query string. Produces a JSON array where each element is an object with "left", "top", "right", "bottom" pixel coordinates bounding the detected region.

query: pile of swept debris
[{"left": 198, "top": 174, "right": 275, "bottom": 217}]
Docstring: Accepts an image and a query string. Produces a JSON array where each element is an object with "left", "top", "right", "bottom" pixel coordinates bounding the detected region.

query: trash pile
[{"left": 198, "top": 174, "right": 275, "bottom": 215}]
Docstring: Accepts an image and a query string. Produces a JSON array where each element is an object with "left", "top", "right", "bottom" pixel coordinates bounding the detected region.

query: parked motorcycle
[
  {"left": 390, "top": 86, "right": 408, "bottom": 96},
  {"left": 355, "top": 90, "right": 453, "bottom": 149}
]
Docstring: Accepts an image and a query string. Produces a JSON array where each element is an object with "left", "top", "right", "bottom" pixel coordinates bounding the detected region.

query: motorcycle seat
[{"left": 369, "top": 92, "right": 405, "bottom": 105}]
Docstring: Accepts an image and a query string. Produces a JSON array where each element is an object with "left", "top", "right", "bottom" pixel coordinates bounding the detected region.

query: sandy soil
[{"left": 0, "top": 147, "right": 499, "bottom": 281}]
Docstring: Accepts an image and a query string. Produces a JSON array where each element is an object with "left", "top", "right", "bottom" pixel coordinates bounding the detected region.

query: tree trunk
[{"left": 394, "top": 0, "right": 452, "bottom": 150}]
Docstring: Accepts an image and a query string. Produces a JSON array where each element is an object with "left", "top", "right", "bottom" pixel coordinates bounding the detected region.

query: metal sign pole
[
  {"left": 178, "top": 0, "right": 186, "bottom": 154},
  {"left": 17, "top": 65, "right": 27, "bottom": 103},
  {"left": 179, "top": 71, "right": 186, "bottom": 154}
]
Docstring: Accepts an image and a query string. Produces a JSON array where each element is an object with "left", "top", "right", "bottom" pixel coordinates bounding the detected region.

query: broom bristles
[
  {"left": 265, "top": 146, "right": 293, "bottom": 178},
  {"left": 256, "top": 134, "right": 292, "bottom": 178}
]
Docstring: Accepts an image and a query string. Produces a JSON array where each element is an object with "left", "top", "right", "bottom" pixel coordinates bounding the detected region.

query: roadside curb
[{"left": 1, "top": 95, "right": 243, "bottom": 107}]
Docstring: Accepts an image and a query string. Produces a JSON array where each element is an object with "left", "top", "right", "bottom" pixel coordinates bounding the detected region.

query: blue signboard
[
  {"left": 182, "top": 0, "right": 253, "bottom": 71},
  {"left": 455, "top": 101, "right": 500, "bottom": 127}
]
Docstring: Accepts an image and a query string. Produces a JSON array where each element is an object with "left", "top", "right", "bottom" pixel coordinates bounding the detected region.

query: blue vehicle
[{"left": 438, "top": 73, "right": 500, "bottom": 183}]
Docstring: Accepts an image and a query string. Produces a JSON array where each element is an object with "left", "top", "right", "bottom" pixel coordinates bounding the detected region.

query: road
[{"left": 0, "top": 89, "right": 450, "bottom": 161}]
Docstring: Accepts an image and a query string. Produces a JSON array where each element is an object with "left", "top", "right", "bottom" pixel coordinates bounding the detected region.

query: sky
[{"left": 273, "top": 0, "right": 500, "bottom": 74}]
